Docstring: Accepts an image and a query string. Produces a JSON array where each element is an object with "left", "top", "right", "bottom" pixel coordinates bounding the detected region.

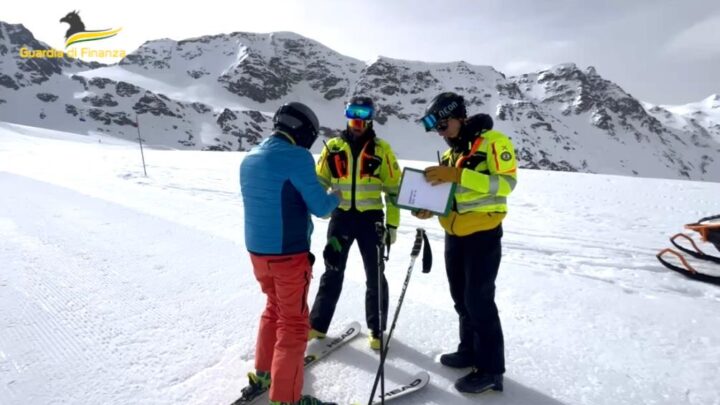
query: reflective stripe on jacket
[
  {"left": 317, "top": 136, "right": 401, "bottom": 228},
  {"left": 439, "top": 129, "right": 517, "bottom": 236}
]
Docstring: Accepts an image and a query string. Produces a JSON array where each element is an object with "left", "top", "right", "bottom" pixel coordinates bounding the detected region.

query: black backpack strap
[{"left": 421, "top": 230, "right": 432, "bottom": 273}]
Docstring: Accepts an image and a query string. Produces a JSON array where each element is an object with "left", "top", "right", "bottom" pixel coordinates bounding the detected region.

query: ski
[
  {"left": 352, "top": 371, "right": 430, "bottom": 405},
  {"left": 230, "top": 321, "right": 361, "bottom": 405},
  {"left": 304, "top": 321, "right": 361, "bottom": 367}
]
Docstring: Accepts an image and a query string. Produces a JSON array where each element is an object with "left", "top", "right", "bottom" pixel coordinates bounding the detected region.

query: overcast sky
[{"left": 4, "top": 0, "right": 719, "bottom": 104}]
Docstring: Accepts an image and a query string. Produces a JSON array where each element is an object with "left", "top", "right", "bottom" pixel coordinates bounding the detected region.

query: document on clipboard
[{"left": 396, "top": 167, "right": 455, "bottom": 216}]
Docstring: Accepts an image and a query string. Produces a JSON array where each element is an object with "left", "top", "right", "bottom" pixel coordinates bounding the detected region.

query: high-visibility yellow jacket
[
  {"left": 317, "top": 134, "right": 401, "bottom": 227},
  {"left": 439, "top": 129, "right": 518, "bottom": 236}
]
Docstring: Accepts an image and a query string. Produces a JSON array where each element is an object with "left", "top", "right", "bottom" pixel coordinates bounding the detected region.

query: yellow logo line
[{"left": 65, "top": 27, "right": 122, "bottom": 48}]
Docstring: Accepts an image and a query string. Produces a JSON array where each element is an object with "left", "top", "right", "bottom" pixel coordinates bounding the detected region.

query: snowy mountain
[
  {"left": 645, "top": 94, "right": 720, "bottom": 145},
  {"left": 1, "top": 122, "right": 719, "bottom": 405},
  {"left": 0, "top": 22, "right": 273, "bottom": 151},
  {"left": 1, "top": 21, "right": 719, "bottom": 180}
]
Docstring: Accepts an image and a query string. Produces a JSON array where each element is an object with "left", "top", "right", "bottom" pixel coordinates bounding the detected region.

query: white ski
[
  {"left": 305, "top": 321, "right": 361, "bottom": 367},
  {"left": 231, "top": 321, "right": 361, "bottom": 405},
  {"left": 354, "top": 371, "right": 430, "bottom": 405}
]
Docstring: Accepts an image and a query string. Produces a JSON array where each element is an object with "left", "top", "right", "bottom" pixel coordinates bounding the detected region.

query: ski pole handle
[{"left": 411, "top": 228, "right": 423, "bottom": 258}]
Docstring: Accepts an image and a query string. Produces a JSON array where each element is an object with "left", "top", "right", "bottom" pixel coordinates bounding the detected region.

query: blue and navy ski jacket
[{"left": 240, "top": 134, "right": 340, "bottom": 255}]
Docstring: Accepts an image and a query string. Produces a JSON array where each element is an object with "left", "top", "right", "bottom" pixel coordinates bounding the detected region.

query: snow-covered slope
[
  {"left": 1, "top": 21, "right": 719, "bottom": 180},
  {"left": 1, "top": 122, "right": 720, "bottom": 405},
  {"left": 646, "top": 94, "right": 720, "bottom": 145}
]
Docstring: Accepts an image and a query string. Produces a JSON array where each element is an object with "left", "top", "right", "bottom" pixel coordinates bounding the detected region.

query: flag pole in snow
[{"left": 135, "top": 113, "right": 148, "bottom": 177}]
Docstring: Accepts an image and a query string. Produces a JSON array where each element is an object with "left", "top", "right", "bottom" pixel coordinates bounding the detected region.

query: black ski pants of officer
[
  {"left": 309, "top": 209, "right": 388, "bottom": 337},
  {"left": 445, "top": 224, "right": 505, "bottom": 375}
]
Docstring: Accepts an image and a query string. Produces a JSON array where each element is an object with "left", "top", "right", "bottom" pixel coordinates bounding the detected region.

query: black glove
[{"left": 385, "top": 225, "right": 397, "bottom": 246}]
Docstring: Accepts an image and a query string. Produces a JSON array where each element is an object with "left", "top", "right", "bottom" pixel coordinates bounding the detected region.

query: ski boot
[
  {"left": 236, "top": 370, "right": 270, "bottom": 403},
  {"left": 439, "top": 350, "right": 473, "bottom": 368},
  {"left": 270, "top": 394, "right": 338, "bottom": 405},
  {"left": 368, "top": 332, "right": 383, "bottom": 351},
  {"left": 454, "top": 369, "right": 503, "bottom": 393},
  {"left": 307, "top": 328, "right": 326, "bottom": 341}
]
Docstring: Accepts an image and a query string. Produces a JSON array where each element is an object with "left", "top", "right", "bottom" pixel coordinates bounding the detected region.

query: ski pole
[
  {"left": 374, "top": 222, "right": 387, "bottom": 404},
  {"left": 368, "top": 228, "right": 425, "bottom": 405}
]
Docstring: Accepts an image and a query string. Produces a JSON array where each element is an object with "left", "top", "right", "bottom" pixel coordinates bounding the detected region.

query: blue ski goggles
[
  {"left": 420, "top": 113, "right": 449, "bottom": 132},
  {"left": 345, "top": 104, "right": 374, "bottom": 120}
]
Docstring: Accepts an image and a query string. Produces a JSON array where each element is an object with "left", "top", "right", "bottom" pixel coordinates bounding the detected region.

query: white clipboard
[{"left": 396, "top": 167, "right": 455, "bottom": 216}]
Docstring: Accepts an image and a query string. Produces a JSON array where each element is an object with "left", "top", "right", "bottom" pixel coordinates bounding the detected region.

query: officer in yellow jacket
[
  {"left": 415, "top": 92, "right": 517, "bottom": 394},
  {"left": 309, "top": 96, "right": 401, "bottom": 350}
]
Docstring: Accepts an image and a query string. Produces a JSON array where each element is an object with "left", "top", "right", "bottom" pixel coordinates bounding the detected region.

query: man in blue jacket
[{"left": 239, "top": 102, "right": 341, "bottom": 405}]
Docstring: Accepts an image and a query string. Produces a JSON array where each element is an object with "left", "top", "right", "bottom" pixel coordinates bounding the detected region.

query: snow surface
[{"left": 1, "top": 122, "right": 719, "bottom": 405}]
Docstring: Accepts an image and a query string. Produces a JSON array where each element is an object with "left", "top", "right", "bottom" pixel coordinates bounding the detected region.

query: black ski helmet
[
  {"left": 421, "top": 92, "right": 467, "bottom": 131},
  {"left": 273, "top": 102, "right": 320, "bottom": 149}
]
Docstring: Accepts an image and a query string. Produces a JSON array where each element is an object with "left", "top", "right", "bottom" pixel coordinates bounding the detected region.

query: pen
[{"left": 436, "top": 150, "right": 441, "bottom": 165}]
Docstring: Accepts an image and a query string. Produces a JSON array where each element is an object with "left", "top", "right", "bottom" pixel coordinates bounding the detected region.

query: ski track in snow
[
  {"left": 0, "top": 174, "right": 256, "bottom": 404},
  {"left": 1, "top": 124, "right": 720, "bottom": 405}
]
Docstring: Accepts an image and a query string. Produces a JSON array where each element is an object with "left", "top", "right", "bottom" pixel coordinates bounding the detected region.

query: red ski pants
[{"left": 250, "top": 252, "right": 311, "bottom": 403}]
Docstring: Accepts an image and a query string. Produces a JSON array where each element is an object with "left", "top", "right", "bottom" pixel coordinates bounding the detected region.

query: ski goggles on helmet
[
  {"left": 345, "top": 104, "right": 374, "bottom": 120},
  {"left": 348, "top": 118, "right": 368, "bottom": 131},
  {"left": 275, "top": 113, "right": 318, "bottom": 138},
  {"left": 421, "top": 113, "right": 449, "bottom": 132}
]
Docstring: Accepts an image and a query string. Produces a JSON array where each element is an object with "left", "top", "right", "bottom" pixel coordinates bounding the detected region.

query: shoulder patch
[{"left": 491, "top": 139, "right": 517, "bottom": 173}]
